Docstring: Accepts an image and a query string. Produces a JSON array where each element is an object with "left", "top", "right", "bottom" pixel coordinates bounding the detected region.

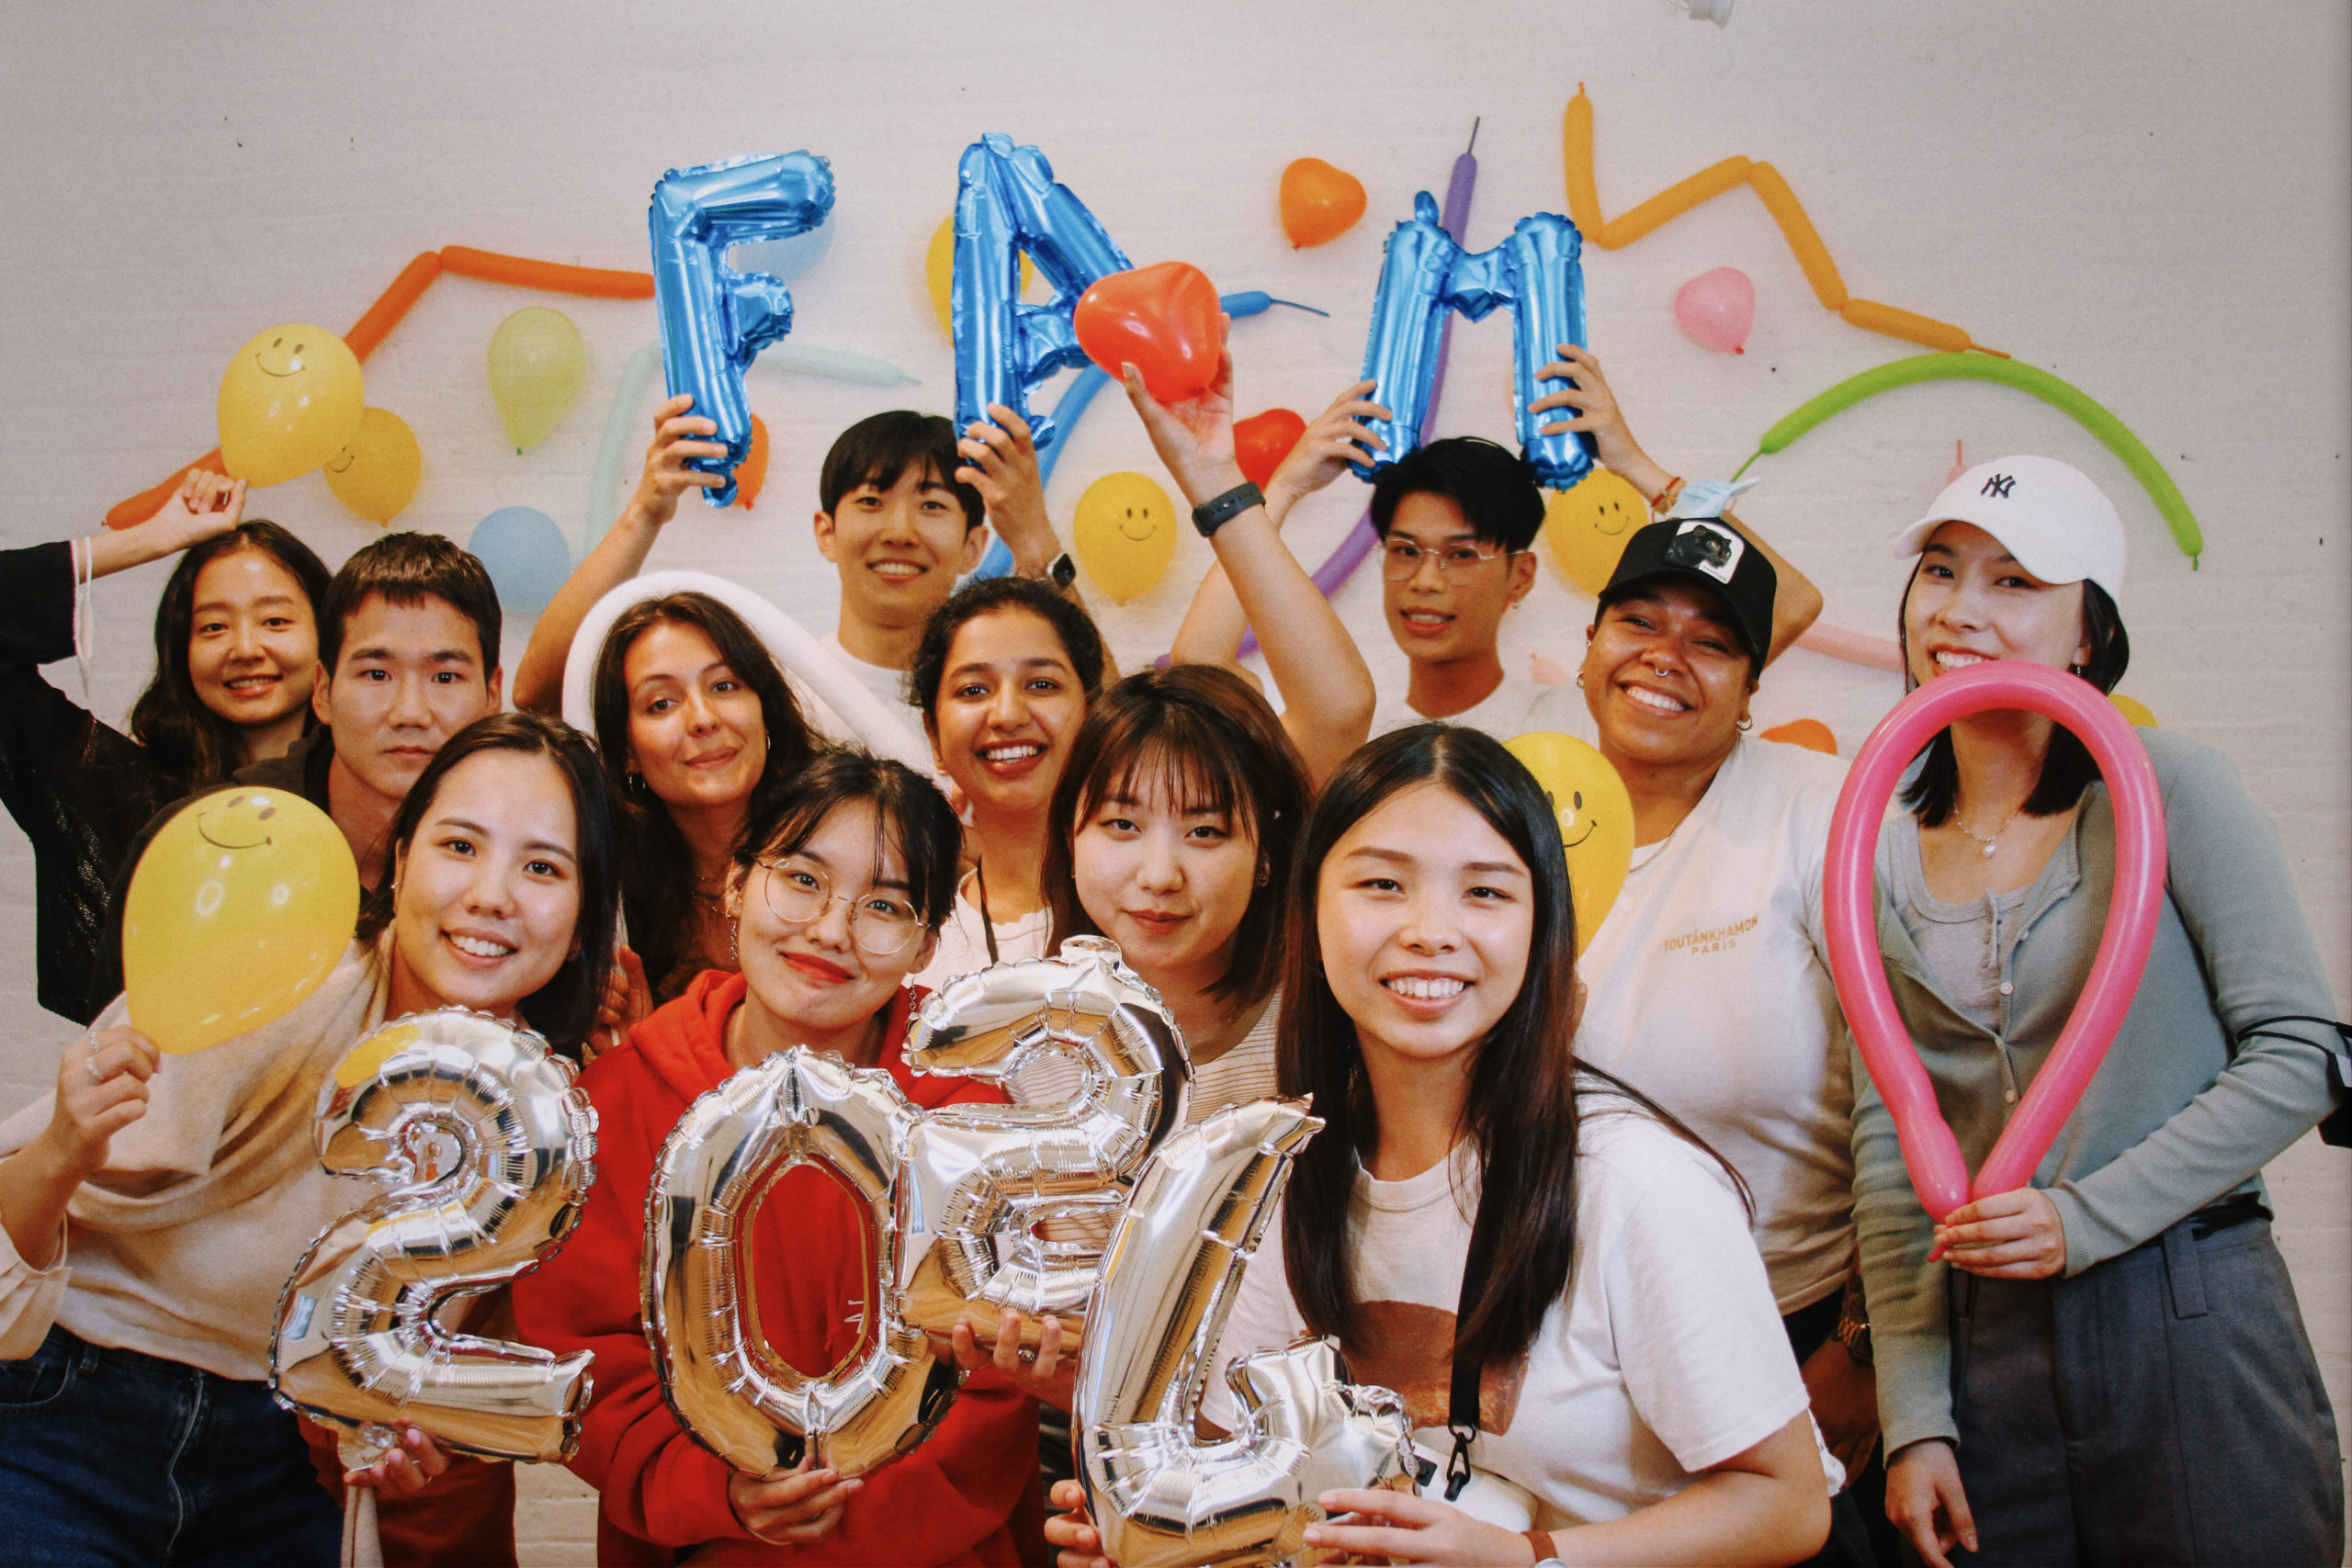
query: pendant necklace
[{"left": 1956, "top": 803, "right": 2022, "bottom": 859}]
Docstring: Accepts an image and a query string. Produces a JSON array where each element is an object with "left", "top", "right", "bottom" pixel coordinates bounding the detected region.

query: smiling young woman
[
  {"left": 511, "top": 750, "right": 1041, "bottom": 1566},
  {"left": 1858, "top": 457, "right": 2346, "bottom": 1568},
  {"left": 0, "top": 711, "right": 619, "bottom": 1564},
  {"left": 0, "top": 472, "right": 330, "bottom": 1022}
]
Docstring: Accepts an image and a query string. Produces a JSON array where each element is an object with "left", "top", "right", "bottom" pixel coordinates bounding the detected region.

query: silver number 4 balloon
[{"left": 271, "top": 1010, "right": 600, "bottom": 1466}]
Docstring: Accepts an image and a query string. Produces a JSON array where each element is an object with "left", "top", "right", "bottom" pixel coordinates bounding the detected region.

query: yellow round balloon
[
  {"left": 1072, "top": 472, "right": 1180, "bottom": 604},
  {"left": 216, "top": 323, "right": 365, "bottom": 488},
  {"left": 926, "top": 215, "right": 1036, "bottom": 341},
  {"left": 322, "top": 407, "right": 422, "bottom": 525},
  {"left": 2110, "top": 693, "right": 2158, "bottom": 728},
  {"left": 487, "top": 307, "right": 587, "bottom": 454},
  {"left": 1503, "top": 732, "right": 1634, "bottom": 954},
  {"left": 123, "top": 789, "right": 361, "bottom": 1054},
  {"left": 1542, "top": 467, "right": 1650, "bottom": 596}
]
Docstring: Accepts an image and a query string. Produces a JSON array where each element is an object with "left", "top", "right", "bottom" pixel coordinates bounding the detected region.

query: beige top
[{"left": 0, "top": 942, "right": 386, "bottom": 1382}]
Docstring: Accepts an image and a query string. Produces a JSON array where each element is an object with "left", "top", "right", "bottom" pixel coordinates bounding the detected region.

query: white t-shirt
[
  {"left": 1570, "top": 733, "right": 1856, "bottom": 1313},
  {"left": 909, "top": 874, "right": 1055, "bottom": 994},
  {"left": 1372, "top": 671, "right": 1549, "bottom": 742},
  {"left": 821, "top": 630, "right": 926, "bottom": 726},
  {"left": 1200, "top": 1092, "right": 1814, "bottom": 1529}
]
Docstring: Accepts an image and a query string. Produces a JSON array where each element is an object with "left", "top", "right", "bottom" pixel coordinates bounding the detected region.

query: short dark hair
[
  {"left": 909, "top": 576, "right": 1109, "bottom": 731},
  {"left": 129, "top": 520, "right": 333, "bottom": 793},
  {"left": 1897, "top": 577, "right": 2132, "bottom": 825},
  {"left": 819, "top": 411, "right": 985, "bottom": 532},
  {"left": 319, "top": 532, "right": 502, "bottom": 675},
  {"left": 356, "top": 712, "right": 619, "bottom": 1059},
  {"left": 734, "top": 749, "right": 962, "bottom": 934},
  {"left": 590, "top": 592, "right": 827, "bottom": 1001},
  {"left": 1369, "top": 436, "right": 1545, "bottom": 553},
  {"left": 1043, "top": 666, "right": 1308, "bottom": 1013}
]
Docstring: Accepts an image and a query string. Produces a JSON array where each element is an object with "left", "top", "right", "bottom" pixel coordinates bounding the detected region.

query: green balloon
[{"left": 1738, "top": 353, "right": 2201, "bottom": 565}]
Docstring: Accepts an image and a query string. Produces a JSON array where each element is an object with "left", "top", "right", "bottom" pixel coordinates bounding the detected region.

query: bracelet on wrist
[{"left": 1647, "top": 475, "right": 1685, "bottom": 513}]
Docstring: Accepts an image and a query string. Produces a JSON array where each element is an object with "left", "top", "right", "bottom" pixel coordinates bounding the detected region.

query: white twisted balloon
[
  {"left": 271, "top": 1010, "right": 599, "bottom": 1465},
  {"left": 1074, "top": 1099, "right": 1419, "bottom": 1568}
]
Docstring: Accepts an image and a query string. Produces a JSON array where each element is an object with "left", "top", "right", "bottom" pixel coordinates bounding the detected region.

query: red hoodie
[{"left": 512, "top": 971, "right": 1038, "bottom": 1566}]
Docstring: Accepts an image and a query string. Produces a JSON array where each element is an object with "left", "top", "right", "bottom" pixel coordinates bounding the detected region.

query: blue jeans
[{"left": 0, "top": 1325, "right": 341, "bottom": 1565}]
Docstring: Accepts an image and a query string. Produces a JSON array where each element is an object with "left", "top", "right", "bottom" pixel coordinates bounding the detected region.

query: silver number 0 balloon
[
  {"left": 271, "top": 1010, "right": 600, "bottom": 1465},
  {"left": 1074, "top": 1099, "right": 1419, "bottom": 1568},
  {"left": 644, "top": 1045, "right": 953, "bottom": 1478},
  {"left": 900, "top": 935, "right": 1191, "bottom": 1339}
]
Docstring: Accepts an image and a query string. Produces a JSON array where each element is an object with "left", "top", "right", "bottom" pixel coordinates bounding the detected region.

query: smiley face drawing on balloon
[
  {"left": 122, "top": 787, "right": 360, "bottom": 1054},
  {"left": 1071, "top": 470, "right": 1178, "bottom": 604},
  {"left": 1541, "top": 467, "right": 1649, "bottom": 597},
  {"left": 216, "top": 321, "right": 365, "bottom": 490},
  {"left": 1503, "top": 732, "right": 1633, "bottom": 954}
]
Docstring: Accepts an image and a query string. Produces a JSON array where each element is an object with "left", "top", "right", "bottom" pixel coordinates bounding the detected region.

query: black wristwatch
[
  {"left": 1189, "top": 481, "right": 1263, "bottom": 538},
  {"left": 1030, "top": 551, "right": 1076, "bottom": 591}
]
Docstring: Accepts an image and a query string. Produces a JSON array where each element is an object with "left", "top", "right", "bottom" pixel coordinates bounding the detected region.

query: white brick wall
[{"left": 1, "top": 4, "right": 2343, "bottom": 1559}]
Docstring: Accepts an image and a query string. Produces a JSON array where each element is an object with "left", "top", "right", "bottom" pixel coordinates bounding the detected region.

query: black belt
[{"left": 2132, "top": 1192, "right": 2268, "bottom": 1252}]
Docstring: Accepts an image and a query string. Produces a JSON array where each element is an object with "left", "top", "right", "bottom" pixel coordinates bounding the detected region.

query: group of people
[{"left": 0, "top": 324, "right": 2342, "bottom": 1568}]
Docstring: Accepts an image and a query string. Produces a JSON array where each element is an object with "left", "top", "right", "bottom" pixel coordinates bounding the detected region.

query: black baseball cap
[{"left": 1597, "top": 517, "right": 1777, "bottom": 666}]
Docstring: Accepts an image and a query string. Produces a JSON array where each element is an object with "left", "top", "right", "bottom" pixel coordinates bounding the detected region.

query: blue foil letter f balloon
[
  {"left": 1358, "top": 193, "right": 1595, "bottom": 489},
  {"left": 649, "top": 152, "right": 835, "bottom": 506},
  {"left": 952, "top": 135, "right": 1133, "bottom": 452}
]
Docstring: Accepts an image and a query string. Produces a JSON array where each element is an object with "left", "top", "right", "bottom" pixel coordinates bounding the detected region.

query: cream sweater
[{"left": 0, "top": 942, "right": 385, "bottom": 1382}]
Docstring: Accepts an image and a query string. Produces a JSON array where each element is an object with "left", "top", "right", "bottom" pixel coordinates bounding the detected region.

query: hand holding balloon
[
  {"left": 956, "top": 405, "right": 1054, "bottom": 572},
  {"left": 1076, "top": 261, "right": 1225, "bottom": 403},
  {"left": 342, "top": 1426, "right": 451, "bottom": 1498},
  {"left": 1306, "top": 1486, "right": 1542, "bottom": 1565},
  {"left": 1929, "top": 1187, "right": 2066, "bottom": 1279},
  {"left": 943, "top": 1307, "right": 1076, "bottom": 1409},
  {"left": 1117, "top": 320, "right": 1240, "bottom": 507},
  {"left": 729, "top": 1456, "right": 861, "bottom": 1549},
  {"left": 623, "top": 395, "right": 728, "bottom": 532},
  {"left": 590, "top": 946, "right": 652, "bottom": 1059},
  {"left": 1044, "top": 1479, "right": 1109, "bottom": 1568},
  {"left": 1528, "top": 345, "right": 1675, "bottom": 500},
  {"left": 1261, "top": 381, "right": 1390, "bottom": 524}
]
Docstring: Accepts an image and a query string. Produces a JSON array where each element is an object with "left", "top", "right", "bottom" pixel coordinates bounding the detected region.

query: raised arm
[
  {"left": 1532, "top": 345, "right": 1823, "bottom": 664},
  {"left": 512, "top": 395, "right": 724, "bottom": 714},
  {"left": 1169, "top": 381, "right": 1390, "bottom": 674},
  {"left": 83, "top": 471, "right": 248, "bottom": 580},
  {"left": 1123, "top": 333, "right": 1375, "bottom": 786}
]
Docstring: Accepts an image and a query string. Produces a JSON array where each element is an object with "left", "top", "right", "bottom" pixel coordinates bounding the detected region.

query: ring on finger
[
  {"left": 1017, "top": 1348, "right": 1038, "bottom": 1365},
  {"left": 87, "top": 1049, "right": 105, "bottom": 1084}
]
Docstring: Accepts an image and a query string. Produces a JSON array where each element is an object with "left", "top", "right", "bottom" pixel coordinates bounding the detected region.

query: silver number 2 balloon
[
  {"left": 900, "top": 935, "right": 1191, "bottom": 1340},
  {"left": 1074, "top": 1099, "right": 1419, "bottom": 1568},
  {"left": 271, "top": 1010, "right": 600, "bottom": 1465}
]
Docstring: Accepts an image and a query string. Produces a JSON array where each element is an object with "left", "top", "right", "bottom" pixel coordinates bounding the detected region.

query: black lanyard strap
[{"left": 1443, "top": 1176, "right": 1498, "bottom": 1502}]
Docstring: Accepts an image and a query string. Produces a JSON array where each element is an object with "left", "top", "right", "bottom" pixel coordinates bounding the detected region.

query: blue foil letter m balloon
[
  {"left": 649, "top": 152, "right": 835, "bottom": 506},
  {"left": 1358, "top": 193, "right": 1595, "bottom": 489},
  {"left": 953, "top": 135, "right": 1133, "bottom": 452}
]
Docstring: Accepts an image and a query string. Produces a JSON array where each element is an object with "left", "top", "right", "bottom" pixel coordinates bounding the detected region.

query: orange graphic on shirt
[{"left": 1346, "top": 1299, "right": 1528, "bottom": 1434}]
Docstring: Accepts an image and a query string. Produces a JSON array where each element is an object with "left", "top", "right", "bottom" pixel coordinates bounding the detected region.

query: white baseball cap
[{"left": 1892, "top": 456, "right": 2127, "bottom": 608}]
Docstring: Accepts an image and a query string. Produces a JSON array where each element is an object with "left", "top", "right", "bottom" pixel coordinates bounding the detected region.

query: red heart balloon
[
  {"left": 1233, "top": 408, "right": 1307, "bottom": 489},
  {"left": 1074, "top": 262, "right": 1223, "bottom": 403}
]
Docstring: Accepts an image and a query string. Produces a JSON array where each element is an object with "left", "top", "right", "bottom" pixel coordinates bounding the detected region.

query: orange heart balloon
[
  {"left": 1074, "top": 262, "right": 1223, "bottom": 402},
  {"left": 1279, "top": 158, "right": 1367, "bottom": 249},
  {"left": 1233, "top": 409, "right": 1307, "bottom": 489},
  {"left": 731, "top": 413, "right": 770, "bottom": 510}
]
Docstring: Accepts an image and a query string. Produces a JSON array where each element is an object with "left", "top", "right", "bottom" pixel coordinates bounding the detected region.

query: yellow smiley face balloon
[
  {"left": 1072, "top": 471, "right": 1179, "bottom": 604},
  {"left": 1542, "top": 466, "right": 1650, "bottom": 596},
  {"left": 322, "top": 407, "right": 422, "bottom": 525},
  {"left": 122, "top": 789, "right": 361, "bottom": 1054},
  {"left": 216, "top": 323, "right": 365, "bottom": 488},
  {"left": 1504, "top": 732, "right": 1634, "bottom": 954}
]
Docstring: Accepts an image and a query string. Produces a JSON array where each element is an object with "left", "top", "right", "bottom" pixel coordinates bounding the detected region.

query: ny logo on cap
[{"left": 1981, "top": 474, "right": 2018, "bottom": 499}]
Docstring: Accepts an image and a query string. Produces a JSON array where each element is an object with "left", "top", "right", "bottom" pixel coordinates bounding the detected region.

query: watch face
[{"left": 1048, "top": 552, "right": 1076, "bottom": 589}]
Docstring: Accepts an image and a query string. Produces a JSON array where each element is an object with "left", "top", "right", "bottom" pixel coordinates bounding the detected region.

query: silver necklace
[{"left": 1955, "top": 803, "right": 2021, "bottom": 859}]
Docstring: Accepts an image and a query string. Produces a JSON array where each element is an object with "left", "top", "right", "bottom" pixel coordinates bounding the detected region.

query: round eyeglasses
[
  {"left": 1379, "top": 538, "right": 1519, "bottom": 582},
  {"left": 754, "top": 857, "right": 922, "bottom": 957}
]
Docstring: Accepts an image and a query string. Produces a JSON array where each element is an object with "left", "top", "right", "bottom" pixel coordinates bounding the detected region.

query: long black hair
[
  {"left": 589, "top": 592, "right": 823, "bottom": 999},
  {"left": 356, "top": 712, "right": 620, "bottom": 1059},
  {"left": 127, "top": 521, "right": 331, "bottom": 792},
  {"left": 1044, "top": 666, "right": 1307, "bottom": 1013},
  {"left": 1896, "top": 573, "right": 2132, "bottom": 825},
  {"left": 1279, "top": 724, "right": 1738, "bottom": 1371}
]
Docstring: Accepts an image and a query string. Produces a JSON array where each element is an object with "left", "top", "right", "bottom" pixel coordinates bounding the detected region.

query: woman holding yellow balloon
[
  {"left": 0, "top": 711, "right": 620, "bottom": 1564},
  {"left": 0, "top": 469, "right": 332, "bottom": 1024},
  {"left": 1517, "top": 355, "right": 1885, "bottom": 1559}
]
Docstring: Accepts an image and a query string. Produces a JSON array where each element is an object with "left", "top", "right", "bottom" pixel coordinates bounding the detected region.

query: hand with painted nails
[
  {"left": 342, "top": 1426, "right": 452, "bottom": 1499},
  {"left": 728, "top": 1453, "right": 861, "bottom": 1546}
]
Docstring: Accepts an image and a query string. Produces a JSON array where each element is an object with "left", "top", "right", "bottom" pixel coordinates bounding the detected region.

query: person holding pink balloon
[
  {"left": 0, "top": 710, "right": 622, "bottom": 1563},
  {"left": 1850, "top": 457, "right": 2346, "bottom": 1567}
]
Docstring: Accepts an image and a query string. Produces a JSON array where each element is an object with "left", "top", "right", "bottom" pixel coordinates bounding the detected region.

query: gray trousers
[{"left": 1947, "top": 1214, "right": 2344, "bottom": 1566}]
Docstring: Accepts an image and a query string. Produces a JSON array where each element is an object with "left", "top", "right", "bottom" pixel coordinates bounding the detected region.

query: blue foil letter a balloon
[
  {"left": 1357, "top": 193, "right": 1595, "bottom": 489},
  {"left": 649, "top": 152, "right": 835, "bottom": 506},
  {"left": 953, "top": 135, "right": 1133, "bottom": 452}
]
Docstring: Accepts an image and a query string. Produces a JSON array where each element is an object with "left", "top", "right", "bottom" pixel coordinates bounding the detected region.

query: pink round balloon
[
  {"left": 1821, "top": 660, "right": 2166, "bottom": 1222},
  {"left": 1673, "top": 266, "right": 1755, "bottom": 355}
]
